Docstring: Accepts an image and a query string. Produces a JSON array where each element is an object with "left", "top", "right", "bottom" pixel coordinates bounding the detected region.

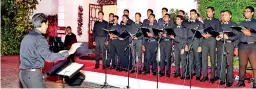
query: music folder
[
  {"left": 57, "top": 62, "right": 84, "bottom": 78},
  {"left": 203, "top": 27, "right": 220, "bottom": 37},
  {"left": 141, "top": 27, "right": 151, "bottom": 37},
  {"left": 46, "top": 60, "right": 85, "bottom": 78},
  {"left": 152, "top": 28, "right": 163, "bottom": 36},
  {"left": 164, "top": 28, "right": 175, "bottom": 36},
  {"left": 221, "top": 31, "right": 236, "bottom": 37},
  {"left": 190, "top": 29, "right": 203, "bottom": 38},
  {"left": 231, "top": 26, "right": 256, "bottom": 34}
]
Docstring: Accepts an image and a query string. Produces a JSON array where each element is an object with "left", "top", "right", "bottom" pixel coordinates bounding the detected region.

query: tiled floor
[{"left": 1, "top": 55, "right": 117, "bottom": 88}]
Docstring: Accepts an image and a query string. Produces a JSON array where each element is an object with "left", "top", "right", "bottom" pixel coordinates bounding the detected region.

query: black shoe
[
  {"left": 138, "top": 70, "right": 143, "bottom": 74},
  {"left": 144, "top": 72, "right": 150, "bottom": 75},
  {"left": 200, "top": 77, "right": 209, "bottom": 82},
  {"left": 116, "top": 67, "right": 121, "bottom": 71},
  {"left": 192, "top": 73, "right": 196, "bottom": 76},
  {"left": 185, "top": 75, "right": 192, "bottom": 80},
  {"left": 130, "top": 69, "right": 136, "bottom": 73},
  {"left": 152, "top": 72, "right": 157, "bottom": 76},
  {"left": 159, "top": 73, "right": 164, "bottom": 77},
  {"left": 218, "top": 81, "right": 225, "bottom": 85},
  {"left": 94, "top": 65, "right": 99, "bottom": 69},
  {"left": 235, "top": 80, "right": 245, "bottom": 87},
  {"left": 123, "top": 68, "right": 128, "bottom": 72},
  {"left": 226, "top": 82, "right": 233, "bottom": 87},
  {"left": 180, "top": 76, "right": 185, "bottom": 79},
  {"left": 209, "top": 78, "right": 215, "bottom": 84},
  {"left": 166, "top": 74, "right": 170, "bottom": 78},
  {"left": 196, "top": 77, "right": 201, "bottom": 81},
  {"left": 214, "top": 77, "right": 219, "bottom": 81},
  {"left": 173, "top": 74, "right": 181, "bottom": 78},
  {"left": 109, "top": 66, "right": 115, "bottom": 70},
  {"left": 107, "top": 65, "right": 110, "bottom": 68},
  {"left": 102, "top": 66, "right": 106, "bottom": 69}
]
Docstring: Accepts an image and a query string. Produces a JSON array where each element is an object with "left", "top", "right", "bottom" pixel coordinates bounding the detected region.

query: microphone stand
[
  {"left": 156, "top": 33, "right": 162, "bottom": 89},
  {"left": 183, "top": 25, "right": 199, "bottom": 89},
  {"left": 101, "top": 25, "right": 111, "bottom": 88},
  {"left": 124, "top": 41, "right": 132, "bottom": 89},
  {"left": 218, "top": 28, "right": 228, "bottom": 88}
]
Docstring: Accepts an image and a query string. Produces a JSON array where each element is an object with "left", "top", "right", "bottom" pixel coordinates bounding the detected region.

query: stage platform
[{"left": 75, "top": 57, "right": 252, "bottom": 89}]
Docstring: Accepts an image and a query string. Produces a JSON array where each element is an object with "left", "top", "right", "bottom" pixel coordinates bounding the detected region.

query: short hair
[
  {"left": 176, "top": 15, "right": 184, "bottom": 20},
  {"left": 222, "top": 10, "right": 232, "bottom": 15},
  {"left": 135, "top": 12, "right": 141, "bottom": 17},
  {"left": 150, "top": 14, "right": 155, "bottom": 18},
  {"left": 123, "top": 15, "right": 129, "bottom": 19},
  {"left": 207, "top": 6, "right": 215, "bottom": 11},
  {"left": 162, "top": 7, "right": 168, "bottom": 12},
  {"left": 197, "top": 13, "right": 201, "bottom": 17},
  {"left": 245, "top": 6, "right": 255, "bottom": 12},
  {"left": 32, "top": 13, "right": 48, "bottom": 28},
  {"left": 147, "top": 9, "right": 154, "bottom": 14},
  {"left": 109, "top": 13, "right": 114, "bottom": 17},
  {"left": 66, "top": 26, "right": 72, "bottom": 29},
  {"left": 190, "top": 9, "right": 197, "bottom": 13},
  {"left": 124, "top": 9, "right": 129, "bottom": 13},
  {"left": 98, "top": 11, "right": 104, "bottom": 15},
  {"left": 114, "top": 15, "right": 119, "bottom": 20},
  {"left": 178, "top": 10, "right": 185, "bottom": 15},
  {"left": 164, "top": 13, "right": 170, "bottom": 18}
]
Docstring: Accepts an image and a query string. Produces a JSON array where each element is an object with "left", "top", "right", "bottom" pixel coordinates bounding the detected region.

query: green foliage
[
  {"left": 1, "top": 0, "right": 38, "bottom": 55},
  {"left": 198, "top": 0, "right": 256, "bottom": 23}
]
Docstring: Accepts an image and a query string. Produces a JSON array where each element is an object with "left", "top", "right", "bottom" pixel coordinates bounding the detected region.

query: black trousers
[
  {"left": 144, "top": 41, "right": 157, "bottom": 73},
  {"left": 174, "top": 43, "right": 186, "bottom": 76},
  {"left": 202, "top": 37, "right": 216, "bottom": 78},
  {"left": 238, "top": 42, "right": 256, "bottom": 84},
  {"left": 95, "top": 37, "right": 107, "bottom": 67},
  {"left": 160, "top": 41, "right": 172, "bottom": 74},
  {"left": 219, "top": 42, "right": 234, "bottom": 83},
  {"left": 216, "top": 41, "right": 222, "bottom": 78},
  {"left": 187, "top": 39, "right": 201, "bottom": 77},
  {"left": 19, "top": 70, "right": 46, "bottom": 88},
  {"left": 116, "top": 39, "right": 129, "bottom": 69},
  {"left": 109, "top": 39, "right": 119, "bottom": 67}
]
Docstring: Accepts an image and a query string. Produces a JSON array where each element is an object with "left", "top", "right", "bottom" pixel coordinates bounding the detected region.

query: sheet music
[{"left": 57, "top": 62, "right": 84, "bottom": 77}]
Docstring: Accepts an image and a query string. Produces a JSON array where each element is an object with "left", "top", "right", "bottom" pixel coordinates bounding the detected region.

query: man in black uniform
[
  {"left": 184, "top": 9, "right": 204, "bottom": 80},
  {"left": 159, "top": 14, "right": 175, "bottom": 77},
  {"left": 142, "top": 14, "right": 159, "bottom": 76},
  {"left": 158, "top": 7, "right": 168, "bottom": 26},
  {"left": 143, "top": 9, "right": 157, "bottom": 25},
  {"left": 106, "top": 13, "right": 115, "bottom": 67},
  {"left": 108, "top": 15, "right": 120, "bottom": 70},
  {"left": 178, "top": 10, "right": 188, "bottom": 22},
  {"left": 201, "top": 6, "right": 221, "bottom": 83},
  {"left": 117, "top": 15, "right": 131, "bottom": 72},
  {"left": 122, "top": 9, "right": 134, "bottom": 25},
  {"left": 173, "top": 15, "right": 189, "bottom": 78},
  {"left": 235, "top": 6, "right": 256, "bottom": 88},
  {"left": 93, "top": 11, "right": 109, "bottom": 69},
  {"left": 216, "top": 10, "right": 239, "bottom": 87},
  {"left": 19, "top": 13, "right": 81, "bottom": 88},
  {"left": 109, "top": 13, "right": 114, "bottom": 24},
  {"left": 130, "top": 13, "right": 143, "bottom": 74}
]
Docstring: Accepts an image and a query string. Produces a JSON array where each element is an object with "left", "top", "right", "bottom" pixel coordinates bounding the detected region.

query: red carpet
[{"left": 74, "top": 57, "right": 251, "bottom": 88}]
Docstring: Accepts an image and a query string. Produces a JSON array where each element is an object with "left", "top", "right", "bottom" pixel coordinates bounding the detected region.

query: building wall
[{"left": 117, "top": 0, "right": 198, "bottom": 21}]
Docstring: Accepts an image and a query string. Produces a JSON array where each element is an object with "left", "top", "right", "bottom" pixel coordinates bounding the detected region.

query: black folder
[
  {"left": 141, "top": 27, "right": 151, "bottom": 37},
  {"left": 152, "top": 28, "right": 163, "bottom": 36},
  {"left": 164, "top": 28, "right": 175, "bottom": 36},
  {"left": 222, "top": 31, "right": 236, "bottom": 37},
  {"left": 203, "top": 27, "right": 220, "bottom": 37},
  {"left": 231, "top": 26, "right": 256, "bottom": 34},
  {"left": 190, "top": 29, "right": 203, "bottom": 38}
]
